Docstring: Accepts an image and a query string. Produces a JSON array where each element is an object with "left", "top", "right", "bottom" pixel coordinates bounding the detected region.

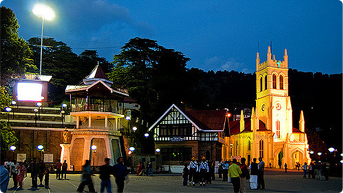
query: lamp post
[
  {"left": 32, "top": 4, "right": 55, "bottom": 76},
  {"left": 34, "top": 108, "right": 38, "bottom": 127},
  {"left": 5, "top": 107, "right": 11, "bottom": 123},
  {"left": 36, "top": 102, "right": 42, "bottom": 120},
  {"left": 10, "top": 146, "right": 16, "bottom": 160},
  {"left": 144, "top": 133, "right": 149, "bottom": 138},
  {"left": 37, "top": 145, "right": 44, "bottom": 160},
  {"left": 91, "top": 145, "right": 97, "bottom": 171},
  {"left": 11, "top": 100, "right": 16, "bottom": 117},
  {"left": 61, "top": 110, "right": 65, "bottom": 128}
]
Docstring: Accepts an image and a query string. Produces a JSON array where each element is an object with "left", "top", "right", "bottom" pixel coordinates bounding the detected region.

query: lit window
[
  {"left": 273, "top": 74, "right": 277, "bottom": 89},
  {"left": 280, "top": 75, "right": 284, "bottom": 90},
  {"left": 260, "top": 77, "right": 263, "bottom": 92},
  {"left": 265, "top": 75, "right": 268, "bottom": 90},
  {"left": 276, "top": 120, "right": 280, "bottom": 138},
  {"left": 259, "top": 140, "right": 264, "bottom": 158}
]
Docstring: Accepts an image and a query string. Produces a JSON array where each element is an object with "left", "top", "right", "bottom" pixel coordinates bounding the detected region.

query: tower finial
[{"left": 284, "top": 48, "right": 288, "bottom": 56}]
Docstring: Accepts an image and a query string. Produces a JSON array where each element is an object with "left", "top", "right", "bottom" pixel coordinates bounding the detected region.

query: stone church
[{"left": 223, "top": 47, "right": 311, "bottom": 168}]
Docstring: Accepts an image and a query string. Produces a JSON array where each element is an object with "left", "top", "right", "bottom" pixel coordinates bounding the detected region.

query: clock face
[
  {"left": 275, "top": 102, "right": 282, "bottom": 110},
  {"left": 261, "top": 104, "right": 266, "bottom": 111}
]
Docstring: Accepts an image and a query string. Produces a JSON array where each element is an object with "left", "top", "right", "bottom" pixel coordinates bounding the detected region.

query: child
[
  {"left": 182, "top": 164, "right": 189, "bottom": 186},
  {"left": 44, "top": 168, "right": 50, "bottom": 189}
]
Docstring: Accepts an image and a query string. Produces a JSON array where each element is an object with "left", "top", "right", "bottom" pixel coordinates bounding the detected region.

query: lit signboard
[{"left": 17, "top": 82, "right": 43, "bottom": 101}]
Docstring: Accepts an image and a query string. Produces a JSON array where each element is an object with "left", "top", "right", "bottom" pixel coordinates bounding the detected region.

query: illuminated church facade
[{"left": 223, "top": 47, "right": 311, "bottom": 168}]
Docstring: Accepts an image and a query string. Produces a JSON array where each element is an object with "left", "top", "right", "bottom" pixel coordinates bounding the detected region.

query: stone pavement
[{"left": 6, "top": 169, "right": 342, "bottom": 193}]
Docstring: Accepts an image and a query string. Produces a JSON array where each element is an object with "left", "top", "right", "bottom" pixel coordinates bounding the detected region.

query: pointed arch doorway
[{"left": 278, "top": 151, "right": 283, "bottom": 169}]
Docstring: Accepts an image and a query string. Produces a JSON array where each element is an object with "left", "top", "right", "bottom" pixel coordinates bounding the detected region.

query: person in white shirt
[
  {"left": 197, "top": 157, "right": 209, "bottom": 186},
  {"left": 189, "top": 157, "right": 198, "bottom": 186}
]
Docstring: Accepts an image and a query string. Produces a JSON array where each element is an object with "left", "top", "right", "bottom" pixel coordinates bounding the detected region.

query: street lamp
[
  {"left": 37, "top": 145, "right": 44, "bottom": 160},
  {"left": 61, "top": 110, "right": 65, "bottom": 128},
  {"left": 91, "top": 145, "right": 97, "bottom": 171},
  {"left": 132, "top": 126, "right": 137, "bottom": 132},
  {"left": 144, "top": 133, "right": 149, "bottom": 138},
  {"left": 32, "top": 4, "right": 55, "bottom": 75},
  {"left": 34, "top": 108, "right": 38, "bottom": 126},
  {"left": 129, "top": 147, "right": 135, "bottom": 152},
  {"left": 10, "top": 146, "right": 16, "bottom": 160},
  {"left": 155, "top": 148, "right": 160, "bottom": 153},
  {"left": 328, "top": 147, "right": 335, "bottom": 153},
  {"left": 11, "top": 100, "right": 17, "bottom": 117},
  {"left": 36, "top": 102, "right": 42, "bottom": 120},
  {"left": 5, "top": 107, "right": 11, "bottom": 123}
]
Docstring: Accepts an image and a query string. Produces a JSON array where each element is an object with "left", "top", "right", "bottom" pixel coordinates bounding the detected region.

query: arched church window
[
  {"left": 272, "top": 74, "right": 277, "bottom": 89},
  {"left": 259, "top": 140, "right": 264, "bottom": 158},
  {"left": 280, "top": 75, "right": 284, "bottom": 90},
  {"left": 260, "top": 77, "right": 263, "bottom": 92},
  {"left": 276, "top": 120, "right": 281, "bottom": 138},
  {"left": 264, "top": 75, "right": 267, "bottom": 90},
  {"left": 235, "top": 141, "right": 239, "bottom": 156},
  {"left": 248, "top": 141, "right": 251, "bottom": 150}
]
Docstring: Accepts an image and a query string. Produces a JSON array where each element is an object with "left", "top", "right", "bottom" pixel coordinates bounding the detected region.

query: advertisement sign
[{"left": 44, "top": 154, "right": 54, "bottom": 163}]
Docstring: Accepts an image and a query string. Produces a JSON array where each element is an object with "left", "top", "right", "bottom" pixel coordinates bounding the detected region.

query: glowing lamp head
[
  {"left": 37, "top": 145, "right": 44, "bottom": 151},
  {"left": 10, "top": 146, "right": 16, "bottom": 151},
  {"left": 5, "top": 107, "right": 11, "bottom": 112},
  {"left": 36, "top": 102, "right": 42, "bottom": 107},
  {"left": 129, "top": 147, "right": 135, "bottom": 151},
  {"left": 132, "top": 126, "right": 137, "bottom": 132},
  {"left": 11, "top": 101, "right": 16, "bottom": 105},
  {"left": 309, "top": 151, "right": 314, "bottom": 154},
  {"left": 144, "top": 133, "right": 149, "bottom": 138},
  {"left": 62, "top": 103, "right": 67, "bottom": 108},
  {"left": 227, "top": 113, "right": 231, "bottom": 117},
  {"left": 34, "top": 108, "right": 38, "bottom": 113},
  {"left": 125, "top": 116, "right": 131, "bottom": 120},
  {"left": 155, "top": 148, "right": 160, "bottom": 153},
  {"left": 341, "top": 153, "right": 343, "bottom": 157},
  {"left": 33, "top": 4, "right": 55, "bottom": 21},
  {"left": 328, "top": 147, "right": 335, "bottom": 153},
  {"left": 91, "top": 145, "right": 97, "bottom": 151},
  {"left": 317, "top": 152, "right": 322, "bottom": 156}
]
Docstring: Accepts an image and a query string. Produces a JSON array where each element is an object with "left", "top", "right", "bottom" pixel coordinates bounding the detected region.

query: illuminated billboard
[{"left": 17, "top": 82, "right": 43, "bottom": 101}]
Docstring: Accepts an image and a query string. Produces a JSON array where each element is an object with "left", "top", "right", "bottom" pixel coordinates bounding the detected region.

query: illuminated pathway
[{"left": 6, "top": 169, "right": 342, "bottom": 192}]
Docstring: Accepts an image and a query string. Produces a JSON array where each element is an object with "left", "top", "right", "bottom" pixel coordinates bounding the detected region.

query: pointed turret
[
  {"left": 267, "top": 46, "right": 272, "bottom": 61},
  {"left": 240, "top": 110, "right": 245, "bottom": 132},
  {"left": 283, "top": 49, "right": 288, "bottom": 68},
  {"left": 299, "top": 110, "right": 305, "bottom": 132},
  {"left": 256, "top": 52, "right": 260, "bottom": 71}
]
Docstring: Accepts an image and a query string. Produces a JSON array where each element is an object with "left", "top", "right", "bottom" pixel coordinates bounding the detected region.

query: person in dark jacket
[
  {"left": 38, "top": 160, "right": 45, "bottom": 187},
  {"left": 29, "top": 158, "right": 39, "bottom": 190},
  {"left": 182, "top": 164, "right": 189, "bottom": 186},
  {"left": 249, "top": 158, "right": 259, "bottom": 190},
  {"left": 113, "top": 157, "right": 128, "bottom": 193},
  {"left": 99, "top": 158, "right": 113, "bottom": 193},
  {"left": 77, "top": 160, "right": 96, "bottom": 193}
]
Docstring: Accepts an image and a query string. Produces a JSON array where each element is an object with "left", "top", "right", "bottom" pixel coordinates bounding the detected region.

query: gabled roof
[
  {"left": 229, "top": 118, "right": 267, "bottom": 135},
  {"left": 66, "top": 79, "right": 129, "bottom": 97},
  {"left": 85, "top": 64, "right": 108, "bottom": 80},
  {"left": 148, "top": 104, "right": 228, "bottom": 132}
]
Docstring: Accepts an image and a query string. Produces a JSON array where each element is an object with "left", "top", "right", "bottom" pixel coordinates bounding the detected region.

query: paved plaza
[{"left": 6, "top": 169, "right": 342, "bottom": 193}]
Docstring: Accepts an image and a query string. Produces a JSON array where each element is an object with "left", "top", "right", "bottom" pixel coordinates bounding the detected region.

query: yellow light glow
[{"left": 33, "top": 4, "right": 55, "bottom": 21}]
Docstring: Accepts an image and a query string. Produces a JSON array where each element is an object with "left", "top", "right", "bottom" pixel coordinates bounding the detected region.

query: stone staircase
[{"left": 1, "top": 105, "right": 76, "bottom": 129}]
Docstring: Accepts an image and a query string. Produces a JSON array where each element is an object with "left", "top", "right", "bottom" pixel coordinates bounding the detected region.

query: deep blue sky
[{"left": 2, "top": 0, "right": 342, "bottom": 74}]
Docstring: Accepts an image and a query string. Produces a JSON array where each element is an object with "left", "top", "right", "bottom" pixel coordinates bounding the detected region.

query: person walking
[
  {"left": 284, "top": 163, "right": 287, "bottom": 173},
  {"left": 301, "top": 162, "right": 308, "bottom": 179},
  {"left": 210, "top": 160, "right": 215, "bottom": 181},
  {"left": 222, "top": 160, "right": 229, "bottom": 182},
  {"left": 257, "top": 157, "right": 265, "bottom": 189},
  {"left": 44, "top": 168, "right": 50, "bottom": 189},
  {"left": 99, "top": 158, "right": 113, "bottom": 193},
  {"left": 189, "top": 157, "right": 198, "bottom": 186},
  {"left": 29, "top": 158, "right": 39, "bottom": 190},
  {"left": 308, "top": 162, "right": 313, "bottom": 179},
  {"left": 218, "top": 160, "right": 223, "bottom": 178},
  {"left": 38, "top": 160, "right": 45, "bottom": 187},
  {"left": 229, "top": 159, "right": 242, "bottom": 193},
  {"left": 0, "top": 158, "right": 10, "bottom": 193},
  {"left": 55, "top": 159, "right": 62, "bottom": 180},
  {"left": 9, "top": 160, "right": 18, "bottom": 190},
  {"left": 249, "top": 158, "right": 259, "bottom": 190},
  {"left": 77, "top": 160, "right": 96, "bottom": 193},
  {"left": 239, "top": 158, "right": 249, "bottom": 193},
  {"left": 182, "top": 164, "right": 189, "bottom": 186},
  {"left": 62, "top": 160, "right": 68, "bottom": 179},
  {"left": 198, "top": 157, "right": 209, "bottom": 186},
  {"left": 16, "top": 162, "right": 26, "bottom": 190},
  {"left": 113, "top": 157, "right": 128, "bottom": 193}
]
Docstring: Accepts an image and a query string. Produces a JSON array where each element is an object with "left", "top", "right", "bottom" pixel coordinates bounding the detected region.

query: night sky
[{"left": 2, "top": 0, "right": 342, "bottom": 74}]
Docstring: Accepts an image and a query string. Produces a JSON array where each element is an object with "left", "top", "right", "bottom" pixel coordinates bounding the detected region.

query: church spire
[
  {"left": 267, "top": 46, "right": 272, "bottom": 61},
  {"left": 299, "top": 110, "right": 305, "bottom": 132},
  {"left": 283, "top": 48, "right": 288, "bottom": 68}
]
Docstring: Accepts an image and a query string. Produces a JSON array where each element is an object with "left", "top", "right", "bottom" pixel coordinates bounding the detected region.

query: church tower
[{"left": 255, "top": 47, "right": 293, "bottom": 141}]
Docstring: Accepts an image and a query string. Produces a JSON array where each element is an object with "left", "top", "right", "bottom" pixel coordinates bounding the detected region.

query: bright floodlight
[
  {"left": 37, "top": 145, "right": 44, "bottom": 150},
  {"left": 91, "top": 145, "right": 97, "bottom": 150},
  {"left": 33, "top": 4, "right": 55, "bottom": 21},
  {"left": 10, "top": 146, "right": 16, "bottom": 151},
  {"left": 328, "top": 147, "right": 335, "bottom": 153}
]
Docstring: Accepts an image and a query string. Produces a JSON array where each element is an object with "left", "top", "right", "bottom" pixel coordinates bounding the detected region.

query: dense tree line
[{"left": 1, "top": 6, "right": 341, "bottom": 154}]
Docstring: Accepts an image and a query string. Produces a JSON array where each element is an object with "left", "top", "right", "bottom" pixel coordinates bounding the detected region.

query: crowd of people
[
  {"left": 301, "top": 161, "right": 329, "bottom": 181},
  {"left": 182, "top": 157, "right": 266, "bottom": 193}
]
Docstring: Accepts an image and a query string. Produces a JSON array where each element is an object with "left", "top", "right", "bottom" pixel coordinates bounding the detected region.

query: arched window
[
  {"left": 248, "top": 141, "right": 251, "bottom": 150},
  {"left": 259, "top": 140, "right": 264, "bottom": 158},
  {"left": 260, "top": 77, "right": 263, "bottom": 92},
  {"left": 280, "top": 75, "right": 284, "bottom": 90},
  {"left": 265, "top": 75, "right": 268, "bottom": 90},
  {"left": 276, "top": 120, "right": 280, "bottom": 138},
  {"left": 272, "top": 74, "right": 277, "bottom": 89}
]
